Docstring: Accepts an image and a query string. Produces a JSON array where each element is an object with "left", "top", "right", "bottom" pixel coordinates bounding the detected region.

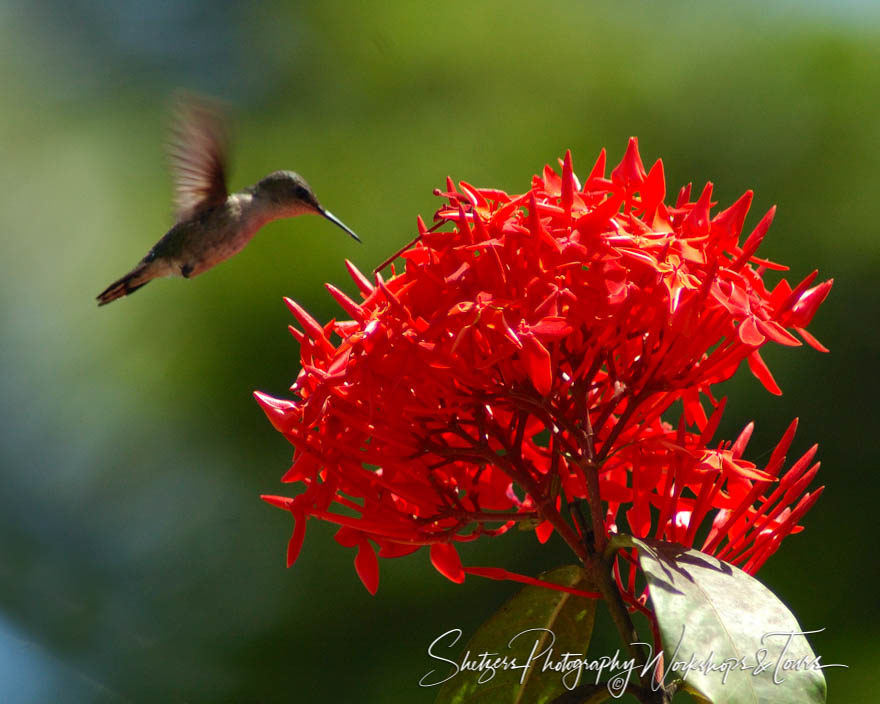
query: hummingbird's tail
[{"left": 96, "top": 263, "right": 153, "bottom": 306}]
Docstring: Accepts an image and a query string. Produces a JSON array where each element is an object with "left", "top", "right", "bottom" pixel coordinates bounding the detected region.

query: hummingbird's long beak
[{"left": 319, "top": 208, "right": 361, "bottom": 243}]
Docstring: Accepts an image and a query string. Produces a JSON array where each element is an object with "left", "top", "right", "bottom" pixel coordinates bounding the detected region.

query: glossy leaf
[
  {"left": 632, "top": 538, "right": 826, "bottom": 704},
  {"left": 432, "top": 566, "right": 596, "bottom": 704}
]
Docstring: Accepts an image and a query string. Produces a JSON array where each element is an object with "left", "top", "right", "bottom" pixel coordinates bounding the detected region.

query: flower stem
[
  {"left": 587, "top": 554, "right": 644, "bottom": 673},
  {"left": 591, "top": 537, "right": 672, "bottom": 704}
]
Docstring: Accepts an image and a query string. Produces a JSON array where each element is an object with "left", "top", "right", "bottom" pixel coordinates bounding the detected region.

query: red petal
[
  {"left": 734, "top": 206, "right": 775, "bottom": 268},
  {"left": 764, "top": 418, "right": 799, "bottom": 478},
  {"left": 355, "top": 540, "right": 380, "bottom": 594},
  {"left": 459, "top": 181, "right": 488, "bottom": 209},
  {"left": 254, "top": 391, "right": 296, "bottom": 432},
  {"left": 730, "top": 422, "right": 754, "bottom": 459},
  {"left": 712, "top": 190, "right": 753, "bottom": 241},
  {"left": 529, "top": 317, "right": 573, "bottom": 340},
  {"left": 574, "top": 193, "right": 624, "bottom": 237},
  {"left": 683, "top": 389, "right": 708, "bottom": 429},
  {"left": 260, "top": 494, "right": 293, "bottom": 510},
  {"left": 535, "top": 520, "right": 554, "bottom": 544},
  {"left": 722, "top": 457, "right": 775, "bottom": 482},
  {"left": 520, "top": 334, "right": 553, "bottom": 396},
  {"left": 284, "top": 298, "right": 331, "bottom": 349},
  {"left": 700, "top": 397, "right": 728, "bottom": 445},
  {"left": 561, "top": 149, "right": 575, "bottom": 212},
  {"left": 286, "top": 502, "right": 307, "bottom": 567},
  {"left": 676, "top": 183, "right": 692, "bottom": 207},
  {"left": 464, "top": 567, "right": 600, "bottom": 599},
  {"left": 683, "top": 182, "right": 713, "bottom": 236},
  {"left": 456, "top": 203, "right": 472, "bottom": 242},
  {"left": 780, "top": 270, "right": 819, "bottom": 313},
  {"left": 611, "top": 137, "right": 647, "bottom": 191},
  {"left": 790, "top": 280, "right": 833, "bottom": 327},
  {"left": 325, "top": 283, "right": 365, "bottom": 321},
  {"left": 528, "top": 192, "right": 561, "bottom": 251},
  {"left": 748, "top": 350, "right": 782, "bottom": 395},
  {"left": 756, "top": 319, "right": 801, "bottom": 347},
  {"left": 287, "top": 325, "right": 305, "bottom": 344},
  {"left": 640, "top": 159, "right": 666, "bottom": 213},
  {"left": 345, "top": 259, "right": 375, "bottom": 296},
  {"left": 282, "top": 450, "right": 320, "bottom": 483},
  {"left": 334, "top": 526, "right": 359, "bottom": 548},
  {"left": 795, "top": 326, "right": 829, "bottom": 353},
  {"left": 738, "top": 317, "right": 765, "bottom": 346},
  {"left": 586, "top": 148, "right": 606, "bottom": 186},
  {"left": 430, "top": 543, "right": 465, "bottom": 583}
]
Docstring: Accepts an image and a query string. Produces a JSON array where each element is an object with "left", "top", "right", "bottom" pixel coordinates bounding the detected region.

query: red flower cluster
[{"left": 257, "top": 139, "right": 830, "bottom": 594}]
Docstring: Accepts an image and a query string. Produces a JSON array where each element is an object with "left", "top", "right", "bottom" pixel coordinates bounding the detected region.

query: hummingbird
[{"left": 96, "top": 95, "right": 360, "bottom": 306}]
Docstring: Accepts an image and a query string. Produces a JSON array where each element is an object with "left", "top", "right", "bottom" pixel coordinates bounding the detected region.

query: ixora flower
[{"left": 256, "top": 139, "right": 830, "bottom": 597}]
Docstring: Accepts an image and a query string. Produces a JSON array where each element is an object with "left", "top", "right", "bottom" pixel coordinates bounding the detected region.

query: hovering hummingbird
[{"left": 97, "top": 96, "right": 360, "bottom": 306}]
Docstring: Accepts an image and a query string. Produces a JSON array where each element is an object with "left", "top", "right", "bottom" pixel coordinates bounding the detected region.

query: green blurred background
[{"left": 0, "top": 1, "right": 876, "bottom": 701}]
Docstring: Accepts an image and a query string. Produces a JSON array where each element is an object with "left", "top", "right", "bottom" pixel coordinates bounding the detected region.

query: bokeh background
[{"left": 0, "top": 1, "right": 876, "bottom": 701}]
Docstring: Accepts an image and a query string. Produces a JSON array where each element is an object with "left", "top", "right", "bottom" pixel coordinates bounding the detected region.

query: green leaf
[
  {"left": 631, "top": 538, "right": 827, "bottom": 704},
  {"left": 432, "top": 565, "right": 597, "bottom": 704}
]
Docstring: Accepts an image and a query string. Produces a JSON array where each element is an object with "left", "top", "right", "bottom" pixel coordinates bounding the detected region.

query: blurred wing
[{"left": 168, "top": 94, "right": 229, "bottom": 221}]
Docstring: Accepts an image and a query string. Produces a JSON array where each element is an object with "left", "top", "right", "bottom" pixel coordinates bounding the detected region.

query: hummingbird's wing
[{"left": 167, "top": 94, "right": 229, "bottom": 221}]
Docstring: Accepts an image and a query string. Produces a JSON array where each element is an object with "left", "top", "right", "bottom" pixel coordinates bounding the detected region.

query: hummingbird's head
[
  {"left": 253, "top": 171, "right": 320, "bottom": 214},
  {"left": 252, "top": 170, "right": 361, "bottom": 242}
]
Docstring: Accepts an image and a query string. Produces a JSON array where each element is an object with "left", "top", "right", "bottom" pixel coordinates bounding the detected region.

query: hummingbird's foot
[{"left": 181, "top": 263, "right": 194, "bottom": 278}]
